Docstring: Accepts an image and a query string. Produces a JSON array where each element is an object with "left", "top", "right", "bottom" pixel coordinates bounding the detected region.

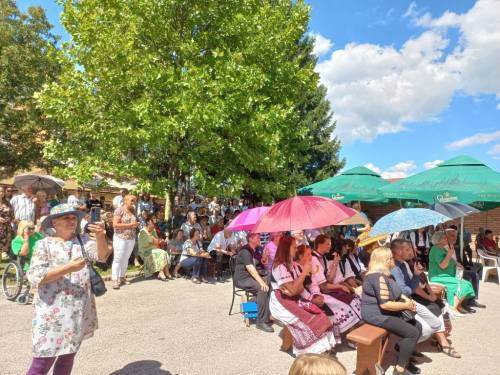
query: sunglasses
[
  {"left": 26, "top": 227, "right": 35, "bottom": 231},
  {"left": 6, "top": 190, "right": 12, "bottom": 192}
]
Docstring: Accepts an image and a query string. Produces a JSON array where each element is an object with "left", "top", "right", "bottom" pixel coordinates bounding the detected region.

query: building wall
[{"left": 361, "top": 203, "right": 500, "bottom": 251}]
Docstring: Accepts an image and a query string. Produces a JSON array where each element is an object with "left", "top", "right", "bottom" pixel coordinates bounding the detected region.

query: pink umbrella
[
  {"left": 251, "top": 196, "right": 355, "bottom": 233},
  {"left": 226, "top": 206, "right": 270, "bottom": 231}
]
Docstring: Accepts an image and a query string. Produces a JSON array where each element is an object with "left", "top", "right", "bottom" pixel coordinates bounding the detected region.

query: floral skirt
[
  {"left": 0, "top": 223, "right": 11, "bottom": 253},
  {"left": 139, "top": 247, "right": 170, "bottom": 277},
  {"left": 322, "top": 293, "right": 362, "bottom": 333}
]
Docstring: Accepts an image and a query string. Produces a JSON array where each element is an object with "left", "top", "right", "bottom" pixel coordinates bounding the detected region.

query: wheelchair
[{"left": 2, "top": 257, "right": 33, "bottom": 305}]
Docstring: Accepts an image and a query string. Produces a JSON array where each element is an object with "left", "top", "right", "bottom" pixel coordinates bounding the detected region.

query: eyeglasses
[
  {"left": 6, "top": 190, "right": 12, "bottom": 192},
  {"left": 12, "top": 190, "right": 18, "bottom": 193},
  {"left": 26, "top": 227, "right": 35, "bottom": 231}
]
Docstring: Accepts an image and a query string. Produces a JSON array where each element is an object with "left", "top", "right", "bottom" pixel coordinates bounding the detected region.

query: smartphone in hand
[{"left": 90, "top": 207, "right": 101, "bottom": 225}]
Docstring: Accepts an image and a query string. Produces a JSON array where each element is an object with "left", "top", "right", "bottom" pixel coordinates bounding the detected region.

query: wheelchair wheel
[
  {"left": 2, "top": 261, "right": 23, "bottom": 301},
  {"left": 17, "top": 294, "right": 30, "bottom": 305}
]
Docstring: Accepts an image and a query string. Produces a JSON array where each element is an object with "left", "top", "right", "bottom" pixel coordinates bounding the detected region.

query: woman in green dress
[
  {"left": 138, "top": 218, "right": 172, "bottom": 281},
  {"left": 428, "top": 231, "right": 474, "bottom": 315}
]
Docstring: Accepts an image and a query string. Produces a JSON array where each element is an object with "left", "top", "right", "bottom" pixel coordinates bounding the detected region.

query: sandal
[
  {"left": 158, "top": 276, "right": 168, "bottom": 282},
  {"left": 173, "top": 273, "right": 182, "bottom": 278},
  {"left": 112, "top": 282, "right": 120, "bottom": 290},
  {"left": 437, "top": 342, "right": 461, "bottom": 358},
  {"left": 347, "top": 340, "right": 357, "bottom": 350},
  {"left": 119, "top": 278, "right": 131, "bottom": 285},
  {"left": 192, "top": 277, "right": 201, "bottom": 284},
  {"left": 199, "top": 276, "right": 209, "bottom": 284}
]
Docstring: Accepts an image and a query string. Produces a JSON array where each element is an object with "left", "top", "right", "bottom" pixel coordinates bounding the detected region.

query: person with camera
[{"left": 26, "top": 204, "right": 108, "bottom": 375}]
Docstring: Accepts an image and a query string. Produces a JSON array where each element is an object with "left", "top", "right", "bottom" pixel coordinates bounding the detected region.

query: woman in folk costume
[
  {"left": 309, "top": 235, "right": 362, "bottom": 337},
  {"left": 269, "top": 236, "right": 339, "bottom": 355}
]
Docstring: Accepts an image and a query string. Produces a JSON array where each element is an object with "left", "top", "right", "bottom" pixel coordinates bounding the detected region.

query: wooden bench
[
  {"left": 347, "top": 324, "right": 390, "bottom": 375},
  {"left": 430, "top": 283, "right": 446, "bottom": 299},
  {"left": 270, "top": 315, "right": 293, "bottom": 351}
]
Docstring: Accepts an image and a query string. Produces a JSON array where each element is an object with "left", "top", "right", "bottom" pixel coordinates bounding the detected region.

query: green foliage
[
  {"left": 0, "top": 1, "right": 61, "bottom": 179},
  {"left": 38, "top": 0, "right": 316, "bottom": 209},
  {"left": 247, "top": 34, "right": 345, "bottom": 200}
]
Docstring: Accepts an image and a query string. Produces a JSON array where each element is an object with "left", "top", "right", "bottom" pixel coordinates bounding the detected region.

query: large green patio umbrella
[
  {"left": 297, "top": 166, "right": 390, "bottom": 203},
  {"left": 377, "top": 155, "right": 500, "bottom": 210}
]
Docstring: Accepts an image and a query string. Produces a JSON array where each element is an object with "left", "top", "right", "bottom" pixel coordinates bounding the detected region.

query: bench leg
[
  {"left": 282, "top": 325, "right": 293, "bottom": 352},
  {"left": 356, "top": 338, "right": 383, "bottom": 375}
]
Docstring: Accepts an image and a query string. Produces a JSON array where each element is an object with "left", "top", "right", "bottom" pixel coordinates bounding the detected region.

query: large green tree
[
  {"left": 38, "top": 0, "right": 316, "bottom": 218},
  {"left": 245, "top": 34, "right": 345, "bottom": 201},
  {"left": 0, "top": 0, "right": 60, "bottom": 179}
]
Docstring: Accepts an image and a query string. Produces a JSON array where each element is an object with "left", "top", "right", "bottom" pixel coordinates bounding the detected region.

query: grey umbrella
[{"left": 13, "top": 174, "right": 63, "bottom": 195}]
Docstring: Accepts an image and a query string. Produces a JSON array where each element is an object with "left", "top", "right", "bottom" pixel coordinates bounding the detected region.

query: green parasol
[
  {"left": 297, "top": 166, "right": 390, "bottom": 203},
  {"left": 378, "top": 155, "right": 500, "bottom": 210}
]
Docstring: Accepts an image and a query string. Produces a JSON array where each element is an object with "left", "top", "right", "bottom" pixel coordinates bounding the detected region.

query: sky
[{"left": 16, "top": 0, "right": 500, "bottom": 179}]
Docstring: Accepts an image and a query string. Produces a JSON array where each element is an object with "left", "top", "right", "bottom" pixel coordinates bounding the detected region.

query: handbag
[
  {"left": 396, "top": 297, "right": 417, "bottom": 322},
  {"left": 77, "top": 235, "right": 108, "bottom": 297}
]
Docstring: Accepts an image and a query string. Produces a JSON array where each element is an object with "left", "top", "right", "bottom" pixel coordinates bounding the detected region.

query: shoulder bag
[
  {"left": 396, "top": 297, "right": 417, "bottom": 322},
  {"left": 76, "top": 235, "right": 107, "bottom": 297}
]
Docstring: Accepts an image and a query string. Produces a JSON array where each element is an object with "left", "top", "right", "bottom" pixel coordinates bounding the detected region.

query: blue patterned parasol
[{"left": 369, "top": 208, "right": 450, "bottom": 237}]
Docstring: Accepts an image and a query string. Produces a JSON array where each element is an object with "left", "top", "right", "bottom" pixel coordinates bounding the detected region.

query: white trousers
[
  {"left": 415, "top": 301, "right": 444, "bottom": 343},
  {"left": 112, "top": 236, "right": 135, "bottom": 280}
]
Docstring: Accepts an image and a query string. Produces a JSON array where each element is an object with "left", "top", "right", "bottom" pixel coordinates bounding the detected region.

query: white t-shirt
[
  {"left": 208, "top": 231, "right": 236, "bottom": 252},
  {"left": 113, "top": 195, "right": 124, "bottom": 208},
  {"left": 68, "top": 195, "right": 86, "bottom": 208},
  {"left": 181, "top": 222, "right": 202, "bottom": 239},
  {"left": 190, "top": 202, "right": 200, "bottom": 210}
]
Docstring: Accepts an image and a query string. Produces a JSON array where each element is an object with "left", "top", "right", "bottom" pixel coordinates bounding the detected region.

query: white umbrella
[{"left": 13, "top": 174, "right": 63, "bottom": 195}]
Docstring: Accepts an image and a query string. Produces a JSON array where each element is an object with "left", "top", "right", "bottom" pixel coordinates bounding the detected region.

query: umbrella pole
[{"left": 460, "top": 217, "right": 464, "bottom": 264}]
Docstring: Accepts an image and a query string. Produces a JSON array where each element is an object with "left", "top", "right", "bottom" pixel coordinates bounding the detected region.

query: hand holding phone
[{"left": 90, "top": 207, "right": 101, "bottom": 225}]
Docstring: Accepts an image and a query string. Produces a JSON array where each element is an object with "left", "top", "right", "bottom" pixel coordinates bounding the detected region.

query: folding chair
[{"left": 228, "top": 257, "right": 249, "bottom": 316}]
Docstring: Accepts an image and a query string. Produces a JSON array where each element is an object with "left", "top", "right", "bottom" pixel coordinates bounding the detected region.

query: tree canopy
[
  {"left": 38, "top": 0, "right": 317, "bottom": 216},
  {"left": 0, "top": 0, "right": 60, "bottom": 179}
]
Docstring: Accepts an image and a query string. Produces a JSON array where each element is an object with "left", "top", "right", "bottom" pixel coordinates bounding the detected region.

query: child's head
[{"left": 288, "top": 354, "right": 347, "bottom": 375}]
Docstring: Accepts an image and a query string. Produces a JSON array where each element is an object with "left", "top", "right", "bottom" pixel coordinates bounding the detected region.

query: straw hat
[{"left": 358, "top": 232, "right": 389, "bottom": 248}]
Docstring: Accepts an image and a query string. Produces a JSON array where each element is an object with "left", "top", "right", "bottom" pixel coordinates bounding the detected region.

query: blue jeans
[{"left": 181, "top": 257, "right": 208, "bottom": 278}]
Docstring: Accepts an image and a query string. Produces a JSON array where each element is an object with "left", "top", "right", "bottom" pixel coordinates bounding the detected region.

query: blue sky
[{"left": 17, "top": 0, "right": 500, "bottom": 179}]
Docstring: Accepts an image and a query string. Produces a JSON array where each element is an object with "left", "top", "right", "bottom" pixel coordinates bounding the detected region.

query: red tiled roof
[{"left": 385, "top": 178, "right": 402, "bottom": 183}]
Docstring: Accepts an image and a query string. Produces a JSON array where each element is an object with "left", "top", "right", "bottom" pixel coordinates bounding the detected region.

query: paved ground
[{"left": 1, "top": 273, "right": 499, "bottom": 375}]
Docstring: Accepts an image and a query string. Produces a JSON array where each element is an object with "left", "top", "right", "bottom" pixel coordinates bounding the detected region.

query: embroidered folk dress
[
  {"left": 311, "top": 253, "right": 362, "bottom": 332},
  {"left": 27, "top": 234, "right": 102, "bottom": 358},
  {"left": 269, "top": 263, "right": 339, "bottom": 356}
]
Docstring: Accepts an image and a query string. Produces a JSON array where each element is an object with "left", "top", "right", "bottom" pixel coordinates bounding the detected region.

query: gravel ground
[{"left": 1, "top": 274, "right": 498, "bottom": 375}]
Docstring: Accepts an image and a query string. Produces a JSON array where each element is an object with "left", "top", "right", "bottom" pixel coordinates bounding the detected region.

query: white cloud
[
  {"left": 402, "top": 2, "right": 418, "bottom": 18},
  {"left": 446, "top": 130, "right": 500, "bottom": 150},
  {"left": 487, "top": 144, "right": 500, "bottom": 154},
  {"left": 364, "top": 163, "right": 382, "bottom": 174},
  {"left": 315, "top": 0, "right": 500, "bottom": 144},
  {"left": 423, "top": 160, "right": 444, "bottom": 169},
  {"left": 493, "top": 156, "right": 500, "bottom": 160},
  {"left": 365, "top": 161, "right": 417, "bottom": 179},
  {"left": 310, "top": 33, "right": 334, "bottom": 57}
]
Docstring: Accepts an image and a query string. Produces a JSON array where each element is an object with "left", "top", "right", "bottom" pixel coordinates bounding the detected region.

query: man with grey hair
[
  {"left": 208, "top": 220, "right": 236, "bottom": 282},
  {"left": 10, "top": 185, "right": 35, "bottom": 228},
  {"left": 233, "top": 232, "right": 273, "bottom": 333},
  {"left": 181, "top": 212, "right": 202, "bottom": 241},
  {"left": 291, "top": 230, "right": 304, "bottom": 246}
]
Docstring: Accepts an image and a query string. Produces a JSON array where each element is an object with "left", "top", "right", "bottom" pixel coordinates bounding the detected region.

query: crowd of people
[{"left": 0, "top": 184, "right": 497, "bottom": 375}]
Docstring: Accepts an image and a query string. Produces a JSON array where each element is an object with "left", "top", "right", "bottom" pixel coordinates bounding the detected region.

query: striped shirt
[{"left": 10, "top": 194, "right": 35, "bottom": 223}]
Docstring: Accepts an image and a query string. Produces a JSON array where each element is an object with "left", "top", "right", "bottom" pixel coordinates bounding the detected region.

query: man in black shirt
[
  {"left": 234, "top": 232, "right": 273, "bottom": 333},
  {"left": 86, "top": 190, "right": 102, "bottom": 211}
]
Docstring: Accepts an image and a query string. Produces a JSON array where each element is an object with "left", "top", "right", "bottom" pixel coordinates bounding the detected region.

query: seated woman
[
  {"left": 362, "top": 247, "right": 422, "bottom": 375},
  {"left": 297, "top": 244, "right": 361, "bottom": 346},
  {"left": 180, "top": 228, "right": 211, "bottom": 284},
  {"left": 328, "top": 239, "right": 361, "bottom": 290},
  {"left": 428, "top": 231, "right": 475, "bottom": 315},
  {"left": 138, "top": 218, "right": 172, "bottom": 281},
  {"left": 345, "top": 238, "right": 367, "bottom": 282},
  {"left": 169, "top": 229, "right": 184, "bottom": 278},
  {"left": 270, "top": 235, "right": 339, "bottom": 356},
  {"left": 11, "top": 220, "right": 44, "bottom": 271}
]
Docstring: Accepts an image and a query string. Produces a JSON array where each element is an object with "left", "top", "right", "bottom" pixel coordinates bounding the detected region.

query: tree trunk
[{"left": 180, "top": 170, "right": 190, "bottom": 206}]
